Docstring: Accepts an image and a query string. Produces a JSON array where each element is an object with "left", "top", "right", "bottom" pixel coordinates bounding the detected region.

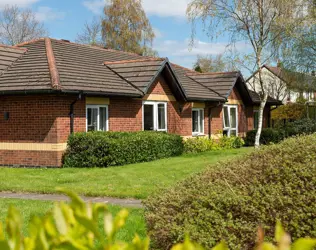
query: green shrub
[
  {"left": 63, "top": 131, "right": 184, "bottom": 168},
  {"left": 184, "top": 136, "right": 244, "bottom": 154},
  {"left": 184, "top": 137, "right": 214, "bottom": 153},
  {"left": 1, "top": 190, "right": 315, "bottom": 250},
  {"left": 245, "top": 128, "right": 285, "bottom": 146},
  {"left": 283, "top": 118, "right": 316, "bottom": 136},
  {"left": 144, "top": 134, "right": 316, "bottom": 249},
  {"left": 218, "top": 136, "right": 245, "bottom": 149},
  {"left": 245, "top": 119, "right": 316, "bottom": 146}
]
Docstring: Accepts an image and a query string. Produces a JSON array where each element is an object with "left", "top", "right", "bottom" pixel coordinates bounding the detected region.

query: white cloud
[
  {"left": 154, "top": 39, "right": 251, "bottom": 68},
  {"left": 83, "top": 0, "right": 189, "bottom": 17},
  {"left": 35, "top": 6, "right": 65, "bottom": 22},
  {"left": 82, "top": 0, "right": 105, "bottom": 14},
  {"left": 142, "top": 0, "right": 190, "bottom": 17},
  {"left": 0, "top": 0, "right": 40, "bottom": 8}
]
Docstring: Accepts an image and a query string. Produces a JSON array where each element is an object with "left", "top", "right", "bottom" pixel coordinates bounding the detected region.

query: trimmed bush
[
  {"left": 144, "top": 134, "right": 316, "bottom": 249},
  {"left": 245, "top": 128, "right": 285, "bottom": 146},
  {"left": 63, "top": 131, "right": 183, "bottom": 168},
  {"left": 184, "top": 136, "right": 244, "bottom": 154},
  {"left": 245, "top": 119, "right": 316, "bottom": 146},
  {"left": 184, "top": 137, "right": 214, "bottom": 153}
]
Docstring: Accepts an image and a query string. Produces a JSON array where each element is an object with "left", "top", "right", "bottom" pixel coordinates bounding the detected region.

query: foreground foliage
[
  {"left": 63, "top": 131, "right": 183, "bottom": 168},
  {"left": 0, "top": 191, "right": 315, "bottom": 250},
  {"left": 145, "top": 134, "right": 316, "bottom": 249}
]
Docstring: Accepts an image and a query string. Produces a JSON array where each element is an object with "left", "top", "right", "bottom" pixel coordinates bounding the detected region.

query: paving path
[{"left": 0, "top": 192, "right": 143, "bottom": 208}]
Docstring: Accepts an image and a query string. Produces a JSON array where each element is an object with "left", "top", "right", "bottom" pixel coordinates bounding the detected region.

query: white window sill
[{"left": 192, "top": 133, "right": 206, "bottom": 137}]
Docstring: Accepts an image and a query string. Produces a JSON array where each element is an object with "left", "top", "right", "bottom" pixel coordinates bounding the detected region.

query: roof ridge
[
  {"left": 15, "top": 38, "right": 45, "bottom": 47},
  {"left": 104, "top": 58, "right": 165, "bottom": 65},
  {"left": 187, "top": 71, "right": 240, "bottom": 76},
  {"left": 104, "top": 64, "right": 144, "bottom": 95},
  {"left": 103, "top": 48, "right": 143, "bottom": 57},
  {"left": 171, "top": 63, "right": 196, "bottom": 73},
  {"left": 44, "top": 38, "right": 61, "bottom": 90},
  {"left": 51, "top": 38, "right": 147, "bottom": 58}
]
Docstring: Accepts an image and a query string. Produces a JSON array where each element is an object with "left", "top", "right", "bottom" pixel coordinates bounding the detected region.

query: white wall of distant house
[{"left": 247, "top": 67, "right": 313, "bottom": 104}]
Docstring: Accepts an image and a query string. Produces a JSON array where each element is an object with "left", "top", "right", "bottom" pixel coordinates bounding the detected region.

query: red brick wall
[
  {"left": 0, "top": 150, "right": 63, "bottom": 167},
  {"left": 0, "top": 95, "right": 85, "bottom": 143},
  {"left": 0, "top": 95, "right": 85, "bottom": 167},
  {"left": 108, "top": 97, "right": 142, "bottom": 131}
]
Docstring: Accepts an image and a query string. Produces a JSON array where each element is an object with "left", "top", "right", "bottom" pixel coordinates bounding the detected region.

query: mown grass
[
  {"left": 0, "top": 148, "right": 252, "bottom": 199},
  {"left": 0, "top": 198, "right": 146, "bottom": 242}
]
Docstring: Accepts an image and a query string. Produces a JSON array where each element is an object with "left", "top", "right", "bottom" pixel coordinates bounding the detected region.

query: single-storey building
[{"left": 0, "top": 38, "right": 281, "bottom": 167}]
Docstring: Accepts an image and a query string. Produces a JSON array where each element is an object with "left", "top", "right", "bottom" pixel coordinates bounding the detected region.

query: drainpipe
[{"left": 69, "top": 93, "right": 82, "bottom": 134}]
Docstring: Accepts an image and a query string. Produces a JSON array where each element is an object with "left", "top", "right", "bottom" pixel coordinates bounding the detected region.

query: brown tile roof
[
  {"left": 0, "top": 39, "right": 52, "bottom": 92},
  {"left": 0, "top": 37, "right": 264, "bottom": 103},
  {"left": 171, "top": 64, "right": 225, "bottom": 101},
  {"left": 0, "top": 45, "right": 27, "bottom": 75},
  {"left": 105, "top": 58, "right": 166, "bottom": 92},
  {"left": 186, "top": 71, "right": 241, "bottom": 98}
]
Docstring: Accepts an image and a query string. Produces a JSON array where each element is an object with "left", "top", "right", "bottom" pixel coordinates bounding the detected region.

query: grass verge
[{"left": 0, "top": 148, "right": 252, "bottom": 199}]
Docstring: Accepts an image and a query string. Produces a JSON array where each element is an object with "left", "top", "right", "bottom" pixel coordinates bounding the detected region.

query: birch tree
[
  {"left": 187, "top": 0, "right": 310, "bottom": 147},
  {"left": 0, "top": 5, "right": 47, "bottom": 45},
  {"left": 101, "top": 0, "right": 155, "bottom": 55}
]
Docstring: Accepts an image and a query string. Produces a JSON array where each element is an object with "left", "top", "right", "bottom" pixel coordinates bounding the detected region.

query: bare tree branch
[{"left": 0, "top": 5, "right": 47, "bottom": 45}]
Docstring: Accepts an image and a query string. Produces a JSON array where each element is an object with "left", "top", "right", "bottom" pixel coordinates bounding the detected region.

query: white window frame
[
  {"left": 86, "top": 104, "right": 109, "bottom": 132},
  {"left": 192, "top": 108, "right": 204, "bottom": 136},
  {"left": 223, "top": 104, "right": 238, "bottom": 137},
  {"left": 142, "top": 101, "right": 168, "bottom": 132}
]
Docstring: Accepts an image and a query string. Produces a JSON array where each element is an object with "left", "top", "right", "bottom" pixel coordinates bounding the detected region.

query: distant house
[
  {"left": 0, "top": 38, "right": 281, "bottom": 167},
  {"left": 246, "top": 65, "right": 316, "bottom": 103}
]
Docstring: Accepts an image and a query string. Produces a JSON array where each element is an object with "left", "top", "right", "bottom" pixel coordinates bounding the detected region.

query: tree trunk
[{"left": 254, "top": 92, "right": 268, "bottom": 148}]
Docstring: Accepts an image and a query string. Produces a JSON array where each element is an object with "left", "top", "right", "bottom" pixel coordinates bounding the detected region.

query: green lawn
[
  {"left": 0, "top": 148, "right": 252, "bottom": 199},
  {"left": 0, "top": 198, "right": 146, "bottom": 242}
]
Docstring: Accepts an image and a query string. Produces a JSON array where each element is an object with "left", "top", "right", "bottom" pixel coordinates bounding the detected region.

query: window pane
[
  {"left": 199, "top": 109, "right": 204, "bottom": 133},
  {"left": 99, "top": 107, "right": 107, "bottom": 131},
  {"left": 223, "top": 106, "right": 230, "bottom": 128},
  {"left": 230, "top": 107, "right": 237, "bottom": 128},
  {"left": 192, "top": 110, "right": 199, "bottom": 133},
  {"left": 158, "top": 104, "right": 166, "bottom": 130},
  {"left": 144, "top": 104, "right": 154, "bottom": 130},
  {"left": 87, "top": 108, "right": 98, "bottom": 131}
]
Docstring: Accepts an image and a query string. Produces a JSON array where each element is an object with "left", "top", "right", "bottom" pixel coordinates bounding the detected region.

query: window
[
  {"left": 143, "top": 101, "right": 167, "bottom": 131},
  {"left": 192, "top": 108, "right": 204, "bottom": 135},
  {"left": 253, "top": 110, "right": 259, "bottom": 129},
  {"left": 86, "top": 105, "right": 108, "bottom": 131},
  {"left": 223, "top": 105, "right": 238, "bottom": 137}
]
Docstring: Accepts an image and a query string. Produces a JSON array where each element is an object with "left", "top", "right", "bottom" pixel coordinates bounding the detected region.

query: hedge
[
  {"left": 184, "top": 136, "right": 244, "bottom": 154},
  {"left": 245, "top": 118, "right": 316, "bottom": 146},
  {"left": 63, "top": 131, "right": 184, "bottom": 168},
  {"left": 144, "top": 134, "right": 316, "bottom": 249}
]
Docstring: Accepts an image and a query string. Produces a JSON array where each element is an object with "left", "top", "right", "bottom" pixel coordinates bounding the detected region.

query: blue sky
[{"left": 0, "top": 0, "right": 251, "bottom": 75}]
